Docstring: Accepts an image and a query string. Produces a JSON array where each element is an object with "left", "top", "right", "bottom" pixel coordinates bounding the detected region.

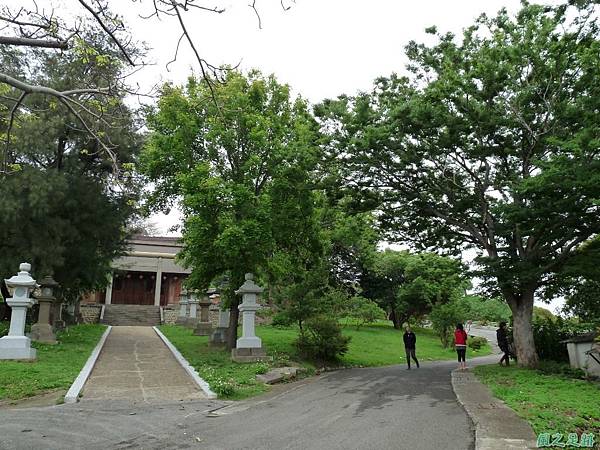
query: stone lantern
[
  {"left": 31, "top": 275, "right": 59, "bottom": 344},
  {"left": 210, "top": 308, "right": 230, "bottom": 347},
  {"left": 176, "top": 288, "right": 189, "bottom": 325},
  {"left": 0, "top": 263, "right": 38, "bottom": 360},
  {"left": 194, "top": 294, "right": 213, "bottom": 336},
  {"left": 186, "top": 290, "right": 200, "bottom": 328},
  {"left": 231, "top": 273, "right": 270, "bottom": 362}
]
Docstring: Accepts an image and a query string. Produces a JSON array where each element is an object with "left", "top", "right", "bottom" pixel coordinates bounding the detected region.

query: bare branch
[
  {"left": 77, "top": 0, "right": 135, "bottom": 66},
  {"left": 0, "top": 35, "right": 68, "bottom": 49},
  {"left": 249, "top": 0, "right": 262, "bottom": 29}
]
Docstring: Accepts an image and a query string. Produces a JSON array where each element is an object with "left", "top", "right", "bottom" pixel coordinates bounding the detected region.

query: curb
[
  {"left": 152, "top": 326, "right": 217, "bottom": 399},
  {"left": 451, "top": 369, "right": 537, "bottom": 450},
  {"left": 64, "top": 325, "right": 112, "bottom": 404}
]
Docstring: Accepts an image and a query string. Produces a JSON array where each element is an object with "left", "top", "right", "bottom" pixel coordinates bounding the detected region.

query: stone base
[
  {"left": 209, "top": 327, "right": 228, "bottom": 347},
  {"left": 53, "top": 320, "right": 66, "bottom": 331},
  {"left": 175, "top": 317, "right": 187, "bottom": 326},
  {"left": 0, "top": 336, "right": 37, "bottom": 360},
  {"left": 193, "top": 321, "right": 213, "bottom": 336},
  {"left": 231, "top": 347, "right": 272, "bottom": 363},
  {"left": 30, "top": 323, "right": 58, "bottom": 344},
  {"left": 184, "top": 318, "right": 198, "bottom": 328}
]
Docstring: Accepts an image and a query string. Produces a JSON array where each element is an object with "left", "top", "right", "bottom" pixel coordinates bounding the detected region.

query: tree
[
  {"left": 0, "top": 38, "right": 141, "bottom": 303},
  {"left": 0, "top": 1, "right": 294, "bottom": 166},
  {"left": 563, "top": 280, "right": 600, "bottom": 324},
  {"left": 362, "top": 250, "right": 468, "bottom": 329},
  {"left": 141, "top": 70, "right": 320, "bottom": 348},
  {"left": 317, "top": 2, "right": 600, "bottom": 367},
  {"left": 430, "top": 299, "right": 468, "bottom": 348}
]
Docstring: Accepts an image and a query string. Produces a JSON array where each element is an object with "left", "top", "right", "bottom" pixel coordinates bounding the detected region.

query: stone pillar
[
  {"left": 154, "top": 258, "right": 163, "bottom": 306},
  {"left": 210, "top": 309, "right": 230, "bottom": 347},
  {"left": 105, "top": 272, "right": 113, "bottom": 305},
  {"left": 194, "top": 295, "right": 213, "bottom": 336},
  {"left": 231, "top": 273, "right": 270, "bottom": 362},
  {"left": 176, "top": 289, "right": 188, "bottom": 325},
  {"left": 52, "top": 296, "right": 65, "bottom": 331},
  {"left": 186, "top": 292, "right": 199, "bottom": 327},
  {"left": 31, "top": 275, "right": 59, "bottom": 344},
  {"left": 0, "top": 263, "right": 37, "bottom": 360}
]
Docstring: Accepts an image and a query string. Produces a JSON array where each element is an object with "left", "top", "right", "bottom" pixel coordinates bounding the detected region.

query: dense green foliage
[
  {"left": 0, "top": 37, "right": 141, "bottom": 301},
  {"left": 142, "top": 70, "right": 321, "bottom": 346},
  {"left": 460, "top": 296, "right": 511, "bottom": 325},
  {"left": 296, "top": 316, "right": 351, "bottom": 362},
  {"left": 362, "top": 249, "right": 468, "bottom": 328},
  {"left": 430, "top": 300, "right": 467, "bottom": 348},
  {"left": 532, "top": 316, "right": 595, "bottom": 363},
  {"left": 475, "top": 364, "right": 600, "bottom": 436},
  {"left": 0, "top": 324, "right": 106, "bottom": 400},
  {"left": 316, "top": 2, "right": 600, "bottom": 366}
]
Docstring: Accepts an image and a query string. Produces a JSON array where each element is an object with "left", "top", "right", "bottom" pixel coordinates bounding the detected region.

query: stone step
[{"left": 101, "top": 305, "right": 161, "bottom": 326}]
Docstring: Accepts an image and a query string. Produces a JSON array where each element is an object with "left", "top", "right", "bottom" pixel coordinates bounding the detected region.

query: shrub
[
  {"left": 346, "top": 296, "right": 386, "bottom": 329},
  {"left": 271, "top": 311, "right": 294, "bottom": 327},
  {"left": 296, "top": 315, "right": 351, "bottom": 362},
  {"left": 536, "top": 360, "right": 586, "bottom": 379},
  {"left": 532, "top": 316, "right": 595, "bottom": 362},
  {"left": 468, "top": 335, "right": 487, "bottom": 350},
  {"left": 430, "top": 300, "right": 468, "bottom": 348}
]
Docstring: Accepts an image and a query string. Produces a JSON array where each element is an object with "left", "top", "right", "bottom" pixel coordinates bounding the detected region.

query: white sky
[{"left": 119, "top": 0, "right": 564, "bottom": 312}]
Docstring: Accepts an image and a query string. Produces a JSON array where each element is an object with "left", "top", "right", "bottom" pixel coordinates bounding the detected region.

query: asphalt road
[{"left": 0, "top": 353, "right": 501, "bottom": 450}]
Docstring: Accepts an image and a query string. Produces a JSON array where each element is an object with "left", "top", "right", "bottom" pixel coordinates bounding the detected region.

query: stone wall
[
  {"left": 80, "top": 304, "right": 102, "bottom": 324},
  {"left": 162, "top": 306, "right": 178, "bottom": 325}
]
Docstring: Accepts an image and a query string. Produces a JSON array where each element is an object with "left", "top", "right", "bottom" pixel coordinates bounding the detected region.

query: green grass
[
  {"left": 0, "top": 324, "right": 107, "bottom": 401},
  {"left": 159, "top": 321, "right": 490, "bottom": 400},
  {"left": 474, "top": 364, "right": 600, "bottom": 437}
]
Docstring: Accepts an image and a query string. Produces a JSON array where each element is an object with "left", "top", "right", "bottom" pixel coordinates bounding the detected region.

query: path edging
[
  {"left": 64, "top": 325, "right": 112, "bottom": 404},
  {"left": 152, "top": 326, "right": 218, "bottom": 399},
  {"left": 451, "top": 368, "right": 537, "bottom": 450}
]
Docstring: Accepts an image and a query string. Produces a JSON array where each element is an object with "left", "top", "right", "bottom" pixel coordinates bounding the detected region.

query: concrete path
[{"left": 83, "top": 326, "right": 206, "bottom": 402}]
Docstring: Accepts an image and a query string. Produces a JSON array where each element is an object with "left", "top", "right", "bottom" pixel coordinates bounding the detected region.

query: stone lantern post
[
  {"left": 194, "top": 295, "right": 213, "bottom": 336},
  {"left": 231, "top": 273, "right": 270, "bottom": 362},
  {"left": 31, "top": 275, "right": 59, "bottom": 344},
  {"left": 176, "top": 288, "right": 189, "bottom": 325},
  {"left": 186, "top": 290, "right": 199, "bottom": 327},
  {"left": 0, "top": 263, "right": 38, "bottom": 360},
  {"left": 209, "top": 309, "right": 230, "bottom": 347}
]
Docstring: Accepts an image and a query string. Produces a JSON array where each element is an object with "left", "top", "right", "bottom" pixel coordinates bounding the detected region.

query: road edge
[
  {"left": 451, "top": 368, "right": 538, "bottom": 450},
  {"left": 64, "top": 325, "right": 112, "bottom": 404}
]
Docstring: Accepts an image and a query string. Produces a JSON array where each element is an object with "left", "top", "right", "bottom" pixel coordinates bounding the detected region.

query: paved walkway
[{"left": 83, "top": 326, "right": 205, "bottom": 402}]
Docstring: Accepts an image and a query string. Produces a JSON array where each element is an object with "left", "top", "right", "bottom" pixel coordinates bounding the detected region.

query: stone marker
[
  {"left": 231, "top": 273, "right": 271, "bottom": 362},
  {"left": 31, "top": 275, "right": 59, "bottom": 344},
  {"left": 193, "top": 295, "right": 213, "bottom": 336},
  {"left": 176, "top": 288, "right": 188, "bottom": 325},
  {"left": 0, "top": 263, "right": 38, "bottom": 360},
  {"left": 209, "top": 309, "right": 230, "bottom": 347},
  {"left": 186, "top": 291, "right": 199, "bottom": 328}
]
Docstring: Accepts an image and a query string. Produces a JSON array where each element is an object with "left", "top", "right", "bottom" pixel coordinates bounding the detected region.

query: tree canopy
[{"left": 316, "top": 2, "right": 600, "bottom": 366}]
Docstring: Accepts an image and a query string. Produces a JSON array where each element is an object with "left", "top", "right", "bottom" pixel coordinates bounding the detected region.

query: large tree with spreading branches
[{"left": 316, "top": 2, "right": 600, "bottom": 367}]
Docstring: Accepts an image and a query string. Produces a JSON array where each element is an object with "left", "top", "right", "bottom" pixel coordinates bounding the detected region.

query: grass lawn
[
  {"left": 474, "top": 364, "right": 600, "bottom": 437},
  {"left": 0, "top": 324, "right": 106, "bottom": 401},
  {"left": 159, "top": 321, "right": 490, "bottom": 400}
]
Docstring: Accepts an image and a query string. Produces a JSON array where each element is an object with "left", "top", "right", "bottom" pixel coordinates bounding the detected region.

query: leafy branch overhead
[{"left": 0, "top": 0, "right": 294, "bottom": 175}]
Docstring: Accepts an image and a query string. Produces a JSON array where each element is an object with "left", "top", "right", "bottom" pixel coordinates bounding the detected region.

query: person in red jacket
[{"left": 454, "top": 323, "right": 468, "bottom": 370}]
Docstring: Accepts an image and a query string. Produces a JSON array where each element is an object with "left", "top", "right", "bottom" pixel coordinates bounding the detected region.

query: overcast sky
[{"left": 120, "top": 0, "right": 564, "bottom": 312}]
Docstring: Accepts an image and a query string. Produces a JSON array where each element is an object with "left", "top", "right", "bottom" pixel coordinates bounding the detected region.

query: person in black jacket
[
  {"left": 496, "top": 322, "right": 510, "bottom": 366},
  {"left": 403, "top": 326, "right": 419, "bottom": 369}
]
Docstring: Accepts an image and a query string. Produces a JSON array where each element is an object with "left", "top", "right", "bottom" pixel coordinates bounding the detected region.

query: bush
[
  {"left": 346, "top": 296, "right": 386, "bottom": 329},
  {"left": 532, "top": 316, "right": 595, "bottom": 363},
  {"left": 430, "top": 300, "right": 467, "bottom": 348},
  {"left": 468, "top": 335, "right": 487, "bottom": 350},
  {"left": 296, "top": 316, "right": 351, "bottom": 362},
  {"left": 271, "top": 311, "right": 294, "bottom": 327}
]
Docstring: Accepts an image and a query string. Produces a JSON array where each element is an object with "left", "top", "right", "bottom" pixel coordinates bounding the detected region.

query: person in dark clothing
[
  {"left": 496, "top": 322, "right": 510, "bottom": 366},
  {"left": 403, "top": 326, "right": 419, "bottom": 369}
]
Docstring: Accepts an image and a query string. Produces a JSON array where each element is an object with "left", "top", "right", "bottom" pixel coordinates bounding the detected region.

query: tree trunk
[
  {"left": 226, "top": 297, "right": 240, "bottom": 350},
  {"left": 389, "top": 308, "right": 402, "bottom": 329},
  {"left": 504, "top": 288, "right": 539, "bottom": 368}
]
